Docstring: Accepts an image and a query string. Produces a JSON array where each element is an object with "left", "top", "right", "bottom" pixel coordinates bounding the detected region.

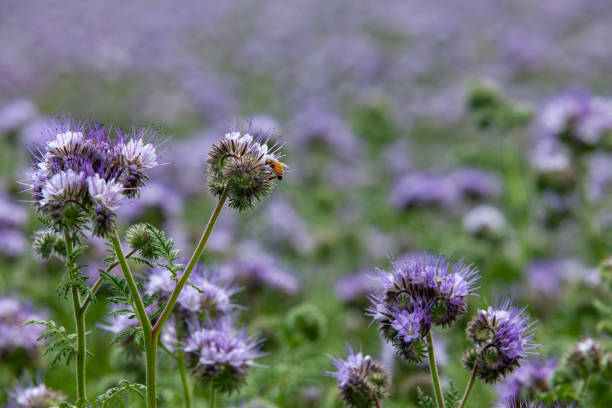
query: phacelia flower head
[
  {"left": 562, "top": 337, "right": 602, "bottom": 380},
  {"left": 326, "top": 344, "right": 391, "bottom": 408},
  {"left": 6, "top": 380, "right": 66, "bottom": 408},
  {"left": 499, "top": 401, "right": 580, "bottom": 408},
  {"left": 184, "top": 317, "right": 263, "bottom": 394},
  {"left": 377, "top": 253, "right": 480, "bottom": 328},
  {"left": 25, "top": 117, "right": 163, "bottom": 235},
  {"left": 206, "top": 129, "right": 285, "bottom": 211},
  {"left": 496, "top": 359, "right": 556, "bottom": 406},
  {"left": 177, "top": 267, "right": 240, "bottom": 318},
  {"left": 463, "top": 297, "right": 538, "bottom": 383},
  {"left": 0, "top": 296, "right": 47, "bottom": 359}
]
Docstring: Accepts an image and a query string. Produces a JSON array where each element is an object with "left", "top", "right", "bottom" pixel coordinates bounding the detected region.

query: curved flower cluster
[
  {"left": 184, "top": 318, "right": 263, "bottom": 394},
  {"left": 26, "top": 118, "right": 161, "bottom": 236},
  {"left": 0, "top": 296, "right": 46, "bottom": 359},
  {"left": 368, "top": 253, "right": 479, "bottom": 362},
  {"left": 6, "top": 381, "right": 66, "bottom": 408},
  {"left": 496, "top": 359, "right": 556, "bottom": 406},
  {"left": 326, "top": 345, "right": 391, "bottom": 408},
  {"left": 463, "top": 297, "right": 538, "bottom": 383},
  {"left": 206, "top": 130, "right": 284, "bottom": 211}
]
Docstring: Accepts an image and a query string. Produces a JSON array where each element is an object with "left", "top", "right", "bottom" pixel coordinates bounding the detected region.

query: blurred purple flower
[
  {"left": 390, "top": 171, "right": 459, "bottom": 209},
  {"left": 462, "top": 205, "right": 507, "bottom": 238},
  {"left": 117, "top": 181, "right": 183, "bottom": 221},
  {"left": 0, "top": 99, "right": 37, "bottom": 134},
  {"left": 263, "top": 198, "right": 314, "bottom": 254},
  {"left": 335, "top": 271, "right": 378, "bottom": 304},
  {"left": 526, "top": 260, "right": 563, "bottom": 299},
  {"left": 6, "top": 380, "right": 65, "bottom": 408},
  {"left": 496, "top": 359, "right": 556, "bottom": 406},
  {"left": 0, "top": 296, "right": 46, "bottom": 358},
  {"left": 450, "top": 168, "right": 502, "bottom": 199}
]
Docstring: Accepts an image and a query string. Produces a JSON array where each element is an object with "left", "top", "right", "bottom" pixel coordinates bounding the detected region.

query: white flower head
[
  {"left": 40, "top": 169, "right": 86, "bottom": 207},
  {"left": 47, "top": 131, "right": 84, "bottom": 157},
  {"left": 87, "top": 174, "right": 124, "bottom": 210},
  {"left": 121, "top": 138, "right": 158, "bottom": 169}
]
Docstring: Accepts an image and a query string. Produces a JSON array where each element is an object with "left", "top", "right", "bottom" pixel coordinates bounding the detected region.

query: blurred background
[{"left": 2, "top": 1, "right": 612, "bottom": 407}]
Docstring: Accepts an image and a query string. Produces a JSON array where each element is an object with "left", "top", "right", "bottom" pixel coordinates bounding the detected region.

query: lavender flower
[
  {"left": 326, "top": 344, "right": 391, "bottom": 408},
  {"left": 462, "top": 205, "right": 507, "bottom": 238},
  {"left": 0, "top": 99, "right": 37, "bottom": 134},
  {"left": 206, "top": 130, "right": 284, "bottom": 211},
  {"left": 464, "top": 297, "right": 538, "bottom": 383},
  {"left": 375, "top": 253, "right": 480, "bottom": 328},
  {"left": 177, "top": 268, "right": 240, "bottom": 318},
  {"left": 335, "top": 271, "right": 379, "bottom": 304},
  {"left": 390, "top": 172, "right": 459, "bottom": 209},
  {"left": 526, "top": 260, "right": 563, "bottom": 299},
  {"left": 0, "top": 296, "right": 46, "bottom": 358},
  {"left": 26, "top": 118, "right": 162, "bottom": 235},
  {"left": 184, "top": 318, "right": 263, "bottom": 394},
  {"left": 496, "top": 359, "right": 556, "bottom": 406},
  {"left": 6, "top": 381, "right": 65, "bottom": 408},
  {"left": 450, "top": 168, "right": 502, "bottom": 200}
]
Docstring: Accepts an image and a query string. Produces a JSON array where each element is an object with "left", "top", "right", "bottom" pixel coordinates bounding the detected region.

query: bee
[{"left": 266, "top": 157, "right": 289, "bottom": 180}]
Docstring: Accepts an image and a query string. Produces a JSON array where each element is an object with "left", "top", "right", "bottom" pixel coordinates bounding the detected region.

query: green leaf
[
  {"left": 94, "top": 380, "right": 146, "bottom": 408},
  {"left": 416, "top": 387, "right": 436, "bottom": 408}
]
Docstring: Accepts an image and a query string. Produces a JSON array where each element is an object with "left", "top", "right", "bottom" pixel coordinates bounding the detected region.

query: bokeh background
[{"left": 2, "top": 1, "right": 612, "bottom": 407}]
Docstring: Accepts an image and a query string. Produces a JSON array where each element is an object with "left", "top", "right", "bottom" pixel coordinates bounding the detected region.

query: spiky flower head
[
  {"left": 31, "top": 229, "right": 65, "bottom": 261},
  {"left": 6, "top": 381, "right": 66, "bottom": 408},
  {"left": 367, "top": 294, "right": 431, "bottom": 363},
  {"left": 562, "top": 337, "right": 602, "bottom": 380},
  {"left": 326, "top": 344, "right": 391, "bottom": 408},
  {"left": 177, "top": 268, "right": 240, "bottom": 319},
  {"left": 184, "top": 318, "right": 263, "bottom": 394},
  {"left": 464, "top": 297, "right": 538, "bottom": 383},
  {"left": 206, "top": 130, "right": 284, "bottom": 211},
  {"left": 125, "top": 223, "right": 162, "bottom": 260},
  {"left": 376, "top": 253, "right": 480, "bottom": 328},
  {"left": 25, "top": 117, "right": 163, "bottom": 235}
]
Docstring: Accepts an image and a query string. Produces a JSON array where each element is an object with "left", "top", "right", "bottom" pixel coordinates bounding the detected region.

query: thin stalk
[
  {"left": 152, "top": 186, "right": 229, "bottom": 337},
  {"left": 458, "top": 362, "right": 479, "bottom": 408},
  {"left": 426, "top": 332, "right": 445, "bottom": 408},
  {"left": 579, "top": 374, "right": 590, "bottom": 400},
  {"left": 209, "top": 383, "right": 216, "bottom": 408},
  {"left": 79, "top": 249, "right": 136, "bottom": 314},
  {"left": 65, "top": 232, "right": 87, "bottom": 401},
  {"left": 177, "top": 349, "right": 192, "bottom": 408},
  {"left": 373, "top": 392, "right": 382, "bottom": 408},
  {"left": 110, "top": 231, "right": 155, "bottom": 406}
]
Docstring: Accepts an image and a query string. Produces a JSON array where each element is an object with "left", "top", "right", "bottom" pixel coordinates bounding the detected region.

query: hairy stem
[
  {"left": 373, "top": 392, "right": 382, "bottom": 408},
  {"left": 65, "top": 232, "right": 87, "bottom": 401},
  {"left": 177, "top": 349, "right": 192, "bottom": 408},
  {"left": 426, "top": 332, "right": 445, "bottom": 408},
  {"left": 110, "top": 231, "right": 155, "bottom": 407},
  {"left": 458, "top": 362, "right": 479, "bottom": 408},
  {"left": 79, "top": 249, "right": 136, "bottom": 314},
  {"left": 152, "top": 186, "right": 229, "bottom": 337},
  {"left": 580, "top": 374, "right": 590, "bottom": 400}
]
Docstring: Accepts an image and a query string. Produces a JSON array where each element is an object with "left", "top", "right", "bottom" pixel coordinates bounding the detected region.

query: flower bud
[
  {"left": 125, "top": 223, "right": 160, "bottom": 260},
  {"left": 563, "top": 338, "right": 602, "bottom": 380},
  {"left": 32, "top": 229, "right": 62, "bottom": 261}
]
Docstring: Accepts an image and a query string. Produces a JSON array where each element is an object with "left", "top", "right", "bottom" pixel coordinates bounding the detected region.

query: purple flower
[
  {"left": 526, "top": 260, "right": 563, "bottom": 299},
  {"left": 184, "top": 318, "right": 263, "bottom": 393},
  {"left": 0, "top": 195, "right": 28, "bottom": 230},
  {"left": 450, "top": 168, "right": 502, "bottom": 199},
  {"left": 0, "top": 296, "right": 46, "bottom": 358},
  {"left": 177, "top": 268, "right": 240, "bottom": 318},
  {"left": 6, "top": 380, "right": 65, "bottom": 408},
  {"left": 390, "top": 172, "right": 459, "bottom": 209},
  {"left": 0, "top": 99, "right": 37, "bottom": 134},
  {"left": 220, "top": 244, "right": 300, "bottom": 295},
  {"left": 335, "top": 271, "right": 379, "bottom": 304},
  {"left": 496, "top": 359, "right": 556, "bottom": 406},
  {"left": 376, "top": 253, "right": 480, "bottom": 327},
  {"left": 462, "top": 205, "right": 507, "bottom": 238},
  {"left": 0, "top": 229, "right": 27, "bottom": 257},
  {"left": 326, "top": 344, "right": 391, "bottom": 408},
  {"left": 263, "top": 198, "right": 315, "bottom": 254},
  {"left": 464, "top": 297, "right": 538, "bottom": 383},
  {"left": 26, "top": 117, "right": 162, "bottom": 234}
]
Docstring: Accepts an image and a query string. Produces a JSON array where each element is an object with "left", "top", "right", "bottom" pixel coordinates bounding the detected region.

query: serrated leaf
[{"left": 94, "top": 380, "right": 146, "bottom": 408}]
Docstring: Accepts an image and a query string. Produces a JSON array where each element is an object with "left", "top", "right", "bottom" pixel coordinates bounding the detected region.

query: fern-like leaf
[{"left": 94, "top": 380, "right": 146, "bottom": 407}]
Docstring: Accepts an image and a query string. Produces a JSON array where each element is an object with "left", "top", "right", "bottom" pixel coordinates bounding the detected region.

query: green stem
[
  {"left": 458, "top": 362, "right": 478, "bottom": 408},
  {"left": 579, "top": 374, "right": 590, "bottom": 400},
  {"left": 152, "top": 186, "right": 229, "bottom": 337},
  {"left": 79, "top": 249, "right": 136, "bottom": 314},
  {"left": 426, "top": 332, "right": 445, "bottom": 408},
  {"left": 177, "top": 349, "right": 192, "bottom": 408},
  {"left": 110, "top": 231, "right": 155, "bottom": 407},
  {"left": 209, "top": 383, "right": 216, "bottom": 408},
  {"left": 65, "top": 232, "right": 87, "bottom": 401}
]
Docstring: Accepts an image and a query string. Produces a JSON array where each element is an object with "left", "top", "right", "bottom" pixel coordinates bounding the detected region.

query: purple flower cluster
[
  {"left": 184, "top": 317, "right": 263, "bottom": 393},
  {"left": 390, "top": 167, "right": 501, "bottom": 209},
  {"left": 326, "top": 344, "right": 391, "bottom": 408},
  {"left": 464, "top": 297, "right": 538, "bottom": 383},
  {"left": 335, "top": 271, "right": 379, "bottom": 304},
  {"left": 0, "top": 195, "right": 28, "bottom": 257},
  {"left": 496, "top": 359, "right": 556, "bottom": 406},
  {"left": 6, "top": 381, "right": 66, "bottom": 408},
  {"left": 220, "top": 245, "right": 300, "bottom": 295},
  {"left": 26, "top": 118, "right": 162, "bottom": 236},
  {"left": 368, "top": 253, "right": 479, "bottom": 362},
  {"left": 0, "top": 296, "right": 46, "bottom": 358}
]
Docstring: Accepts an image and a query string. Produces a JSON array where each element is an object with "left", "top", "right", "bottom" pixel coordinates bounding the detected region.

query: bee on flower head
[{"left": 266, "top": 157, "right": 288, "bottom": 180}]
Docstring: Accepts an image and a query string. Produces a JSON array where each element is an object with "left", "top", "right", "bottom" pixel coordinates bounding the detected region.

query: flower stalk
[
  {"left": 426, "top": 332, "right": 445, "bottom": 408},
  {"left": 458, "top": 361, "right": 478, "bottom": 408}
]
